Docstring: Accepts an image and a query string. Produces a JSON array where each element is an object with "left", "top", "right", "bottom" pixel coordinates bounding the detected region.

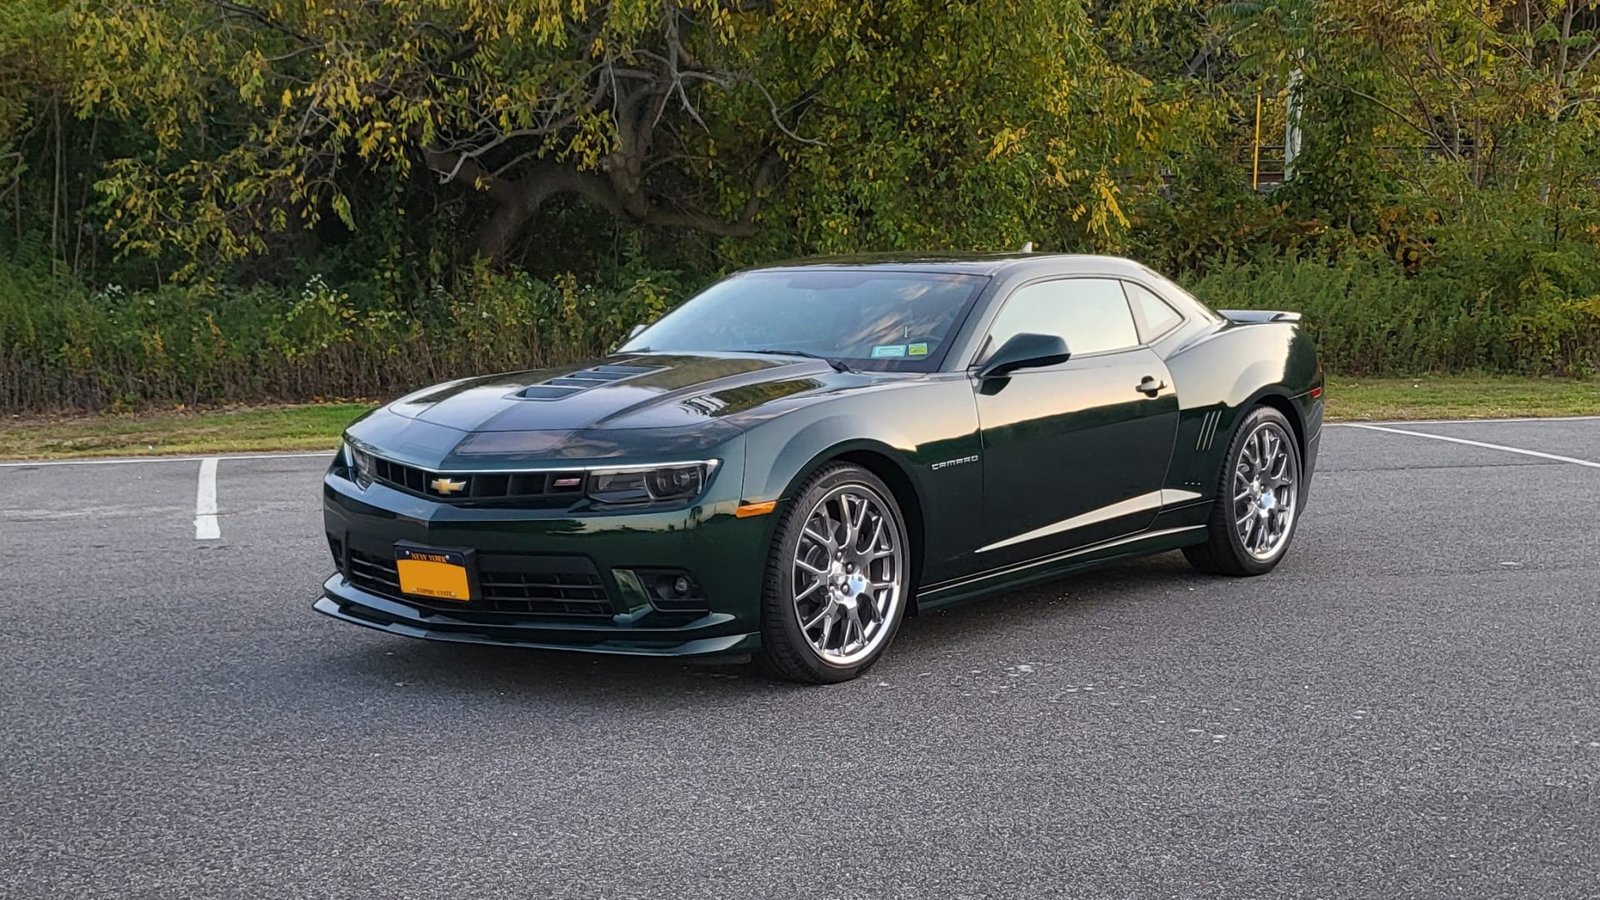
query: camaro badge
[
  {"left": 931, "top": 455, "right": 979, "bottom": 471},
  {"left": 430, "top": 477, "right": 468, "bottom": 495}
]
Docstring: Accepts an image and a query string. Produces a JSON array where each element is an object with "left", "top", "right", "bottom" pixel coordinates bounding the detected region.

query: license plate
[{"left": 395, "top": 546, "right": 471, "bottom": 602}]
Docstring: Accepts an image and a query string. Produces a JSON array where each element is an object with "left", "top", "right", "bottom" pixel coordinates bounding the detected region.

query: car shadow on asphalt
[
  {"left": 329, "top": 551, "right": 1198, "bottom": 701},
  {"left": 898, "top": 551, "right": 1197, "bottom": 643}
]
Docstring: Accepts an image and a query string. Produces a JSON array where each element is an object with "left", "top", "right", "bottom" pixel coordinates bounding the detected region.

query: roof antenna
[{"left": 1018, "top": 241, "right": 1034, "bottom": 253}]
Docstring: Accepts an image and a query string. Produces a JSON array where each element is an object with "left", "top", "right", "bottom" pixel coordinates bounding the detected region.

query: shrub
[
  {"left": 0, "top": 262, "right": 686, "bottom": 412},
  {"left": 4, "top": 244, "right": 1598, "bottom": 414},
  {"left": 1184, "top": 248, "right": 1600, "bottom": 377}
]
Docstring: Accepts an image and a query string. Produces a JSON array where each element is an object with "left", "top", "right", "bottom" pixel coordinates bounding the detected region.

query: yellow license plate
[{"left": 395, "top": 547, "right": 471, "bottom": 602}]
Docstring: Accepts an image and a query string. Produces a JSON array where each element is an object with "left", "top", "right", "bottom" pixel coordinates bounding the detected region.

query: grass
[
  {"left": 1324, "top": 375, "right": 1600, "bottom": 421},
  {"left": 0, "top": 403, "right": 374, "bottom": 460},
  {"left": 0, "top": 376, "right": 1596, "bottom": 460}
]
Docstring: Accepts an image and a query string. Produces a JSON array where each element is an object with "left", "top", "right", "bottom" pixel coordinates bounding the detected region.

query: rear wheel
[
  {"left": 1184, "top": 406, "right": 1302, "bottom": 576},
  {"left": 757, "top": 463, "right": 910, "bottom": 684}
]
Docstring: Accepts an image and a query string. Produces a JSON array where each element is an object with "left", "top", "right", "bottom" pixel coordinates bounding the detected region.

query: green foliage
[
  {"left": 0, "top": 261, "right": 685, "bottom": 411},
  {"left": 1126, "top": 151, "right": 1328, "bottom": 274},
  {"left": 2, "top": 1, "right": 1600, "bottom": 412},
  {"left": 64, "top": 0, "right": 1185, "bottom": 271},
  {"left": 1186, "top": 245, "right": 1600, "bottom": 377},
  {"left": 6, "top": 232, "right": 1598, "bottom": 413}
]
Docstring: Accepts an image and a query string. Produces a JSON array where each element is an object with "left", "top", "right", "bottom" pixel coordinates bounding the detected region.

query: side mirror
[
  {"left": 977, "top": 332, "right": 1071, "bottom": 379},
  {"left": 627, "top": 323, "right": 648, "bottom": 340}
]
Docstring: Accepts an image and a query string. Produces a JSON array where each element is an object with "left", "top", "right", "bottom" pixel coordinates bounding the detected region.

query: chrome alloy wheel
[
  {"left": 790, "top": 484, "right": 905, "bottom": 665},
  {"left": 1233, "top": 421, "right": 1299, "bottom": 561}
]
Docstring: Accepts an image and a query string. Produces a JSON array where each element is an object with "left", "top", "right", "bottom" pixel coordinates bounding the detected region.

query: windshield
[{"left": 618, "top": 269, "right": 989, "bottom": 371}]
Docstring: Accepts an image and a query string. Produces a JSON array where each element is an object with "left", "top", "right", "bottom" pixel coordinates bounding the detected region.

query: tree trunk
[
  {"left": 427, "top": 147, "right": 772, "bottom": 266},
  {"left": 467, "top": 163, "right": 621, "bottom": 263},
  {"left": 474, "top": 190, "right": 541, "bottom": 263}
]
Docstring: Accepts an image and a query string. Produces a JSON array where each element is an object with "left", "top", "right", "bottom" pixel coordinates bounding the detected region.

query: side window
[
  {"left": 1125, "top": 282, "right": 1183, "bottom": 340},
  {"left": 985, "top": 278, "right": 1139, "bottom": 358}
]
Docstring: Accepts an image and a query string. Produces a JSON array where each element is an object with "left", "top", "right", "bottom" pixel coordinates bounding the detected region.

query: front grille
[
  {"left": 347, "top": 547, "right": 403, "bottom": 595},
  {"left": 478, "top": 571, "right": 610, "bottom": 616},
  {"left": 358, "top": 453, "right": 586, "bottom": 503},
  {"left": 344, "top": 548, "right": 612, "bottom": 618}
]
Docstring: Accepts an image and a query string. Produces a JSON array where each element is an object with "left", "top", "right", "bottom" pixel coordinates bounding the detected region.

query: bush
[
  {"left": 1185, "top": 248, "right": 1600, "bottom": 377},
  {"left": 0, "top": 261, "right": 687, "bottom": 412},
  {"left": 5, "top": 241, "right": 1599, "bottom": 414}
]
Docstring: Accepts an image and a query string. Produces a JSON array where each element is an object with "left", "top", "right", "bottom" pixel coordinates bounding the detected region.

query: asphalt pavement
[{"left": 2, "top": 420, "right": 1597, "bottom": 899}]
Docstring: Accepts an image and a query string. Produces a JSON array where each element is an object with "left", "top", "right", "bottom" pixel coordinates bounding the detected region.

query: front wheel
[
  {"left": 757, "top": 463, "right": 910, "bottom": 684},
  {"left": 1184, "top": 405, "right": 1303, "bottom": 577}
]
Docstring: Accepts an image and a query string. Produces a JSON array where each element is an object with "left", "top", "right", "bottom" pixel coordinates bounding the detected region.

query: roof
[{"left": 745, "top": 252, "right": 1159, "bottom": 280}]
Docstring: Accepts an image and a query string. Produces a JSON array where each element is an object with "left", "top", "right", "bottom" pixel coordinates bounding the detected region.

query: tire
[
  {"left": 756, "top": 463, "right": 911, "bottom": 684},
  {"left": 1184, "top": 405, "right": 1303, "bottom": 577}
]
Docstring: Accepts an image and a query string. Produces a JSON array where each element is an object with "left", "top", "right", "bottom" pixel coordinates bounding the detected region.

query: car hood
[
  {"left": 345, "top": 352, "right": 946, "bottom": 472},
  {"left": 346, "top": 353, "right": 909, "bottom": 469},
  {"left": 385, "top": 353, "right": 882, "bottom": 432}
]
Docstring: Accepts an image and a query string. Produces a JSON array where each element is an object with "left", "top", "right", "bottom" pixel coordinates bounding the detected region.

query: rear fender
[{"left": 1163, "top": 321, "right": 1321, "bottom": 501}]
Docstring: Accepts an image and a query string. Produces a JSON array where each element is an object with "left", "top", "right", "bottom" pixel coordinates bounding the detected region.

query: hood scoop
[{"left": 516, "top": 363, "right": 665, "bottom": 401}]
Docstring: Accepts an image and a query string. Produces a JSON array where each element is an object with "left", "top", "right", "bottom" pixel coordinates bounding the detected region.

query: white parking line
[
  {"left": 194, "top": 458, "right": 221, "bottom": 540},
  {"left": 1341, "top": 423, "right": 1600, "bottom": 469},
  {"left": 1330, "top": 414, "right": 1600, "bottom": 426},
  {"left": 0, "top": 450, "right": 330, "bottom": 469}
]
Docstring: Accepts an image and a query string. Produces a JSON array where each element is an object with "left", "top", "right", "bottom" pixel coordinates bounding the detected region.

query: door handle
[{"left": 1136, "top": 376, "right": 1165, "bottom": 397}]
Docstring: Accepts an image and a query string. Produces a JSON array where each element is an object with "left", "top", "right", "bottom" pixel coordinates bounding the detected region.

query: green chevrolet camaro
[{"left": 317, "top": 253, "right": 1323, "bottom": 683}]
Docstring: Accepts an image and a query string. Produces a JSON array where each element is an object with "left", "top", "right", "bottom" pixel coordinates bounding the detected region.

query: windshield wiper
[{"left": 744, "top": 349, "right": 853, "bottom": 373}]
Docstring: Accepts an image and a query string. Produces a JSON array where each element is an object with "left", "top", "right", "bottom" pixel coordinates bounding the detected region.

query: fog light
[{"left": 619, "top": 568, "right": 709, "bottom": 614}]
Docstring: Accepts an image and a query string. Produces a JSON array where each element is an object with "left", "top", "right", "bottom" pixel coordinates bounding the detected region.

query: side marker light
[{"left": 735, "top": 500, "right": 778, "bottom": 518}]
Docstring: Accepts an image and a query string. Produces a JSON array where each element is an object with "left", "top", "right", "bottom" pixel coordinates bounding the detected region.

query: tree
[
  {"left": 1, "top": 0, "right": 71, "bottom": 255},
  {"left": 1219, "top": 0, "right": 1600, "bottom": 209},
  {"left": 74, "top": 0, "right": 1197, "bottom": 272}
]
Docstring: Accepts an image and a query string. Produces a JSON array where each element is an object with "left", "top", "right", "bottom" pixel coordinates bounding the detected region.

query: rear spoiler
[{"left": 1218, "top": 309, "right": 1302, "bottom": 324}]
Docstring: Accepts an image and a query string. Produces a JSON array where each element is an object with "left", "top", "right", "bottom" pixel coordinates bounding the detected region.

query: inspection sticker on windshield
[
  {"left": 907, "top": 342, "right": 929, "bottom": 357},
  {"left": 871, "top": 344, "right": 908, "bottom": 358}
]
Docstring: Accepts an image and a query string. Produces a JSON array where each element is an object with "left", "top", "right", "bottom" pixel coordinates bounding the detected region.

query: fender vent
[{"left": 1196, "top": 410, "right": 1223, "bottom": 451}]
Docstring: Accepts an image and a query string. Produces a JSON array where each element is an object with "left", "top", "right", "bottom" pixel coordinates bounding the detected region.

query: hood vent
[{"left": 517, "top": 363, "right": 664, "bottom": 401}]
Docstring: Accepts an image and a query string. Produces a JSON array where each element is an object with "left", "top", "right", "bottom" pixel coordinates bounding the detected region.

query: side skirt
[{"left": 916, "top": 508, "right": 1210, "bottom": 613}]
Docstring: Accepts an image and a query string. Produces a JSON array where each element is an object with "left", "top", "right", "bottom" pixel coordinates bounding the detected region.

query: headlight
[
  {"left": 645, "top": 465, "right": 705, "bottom": 499},
  {"left": 340, "top": 440, "right": 371, "bottom": 486},
  {"left": 585, "top": 462, "right": 716, "bottom": 506}
]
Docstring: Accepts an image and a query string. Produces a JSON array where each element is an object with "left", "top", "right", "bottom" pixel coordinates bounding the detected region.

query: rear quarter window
[{"left": 1125, "top": 282, "right": 1184, "bottom": 340}]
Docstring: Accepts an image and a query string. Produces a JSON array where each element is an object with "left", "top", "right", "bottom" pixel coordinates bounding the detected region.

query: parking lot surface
[{"left": 2, "top": 420, "right": 1597, "bottom": 899}]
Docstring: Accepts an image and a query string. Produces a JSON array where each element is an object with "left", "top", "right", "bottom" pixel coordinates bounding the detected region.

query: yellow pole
[{"left": 1252, "top": 92, "right": 1263, "bottom": 191}]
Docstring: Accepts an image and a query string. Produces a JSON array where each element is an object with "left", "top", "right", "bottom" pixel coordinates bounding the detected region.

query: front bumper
[
  {"left": 314, "top": 589, "right": 760, "bottom": 656},
  {"left": 317, "top": 465, "right": 771, "bottom": 658}
]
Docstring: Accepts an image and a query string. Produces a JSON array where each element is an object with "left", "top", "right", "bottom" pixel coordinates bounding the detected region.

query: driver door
[{"left": 972, "top": 277, "right": 1179, "bottom": 566}]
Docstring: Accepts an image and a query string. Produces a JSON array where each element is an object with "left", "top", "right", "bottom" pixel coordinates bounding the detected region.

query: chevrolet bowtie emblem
[{"left": 430, "top": 477, "right": 468, "bottom": 496}]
